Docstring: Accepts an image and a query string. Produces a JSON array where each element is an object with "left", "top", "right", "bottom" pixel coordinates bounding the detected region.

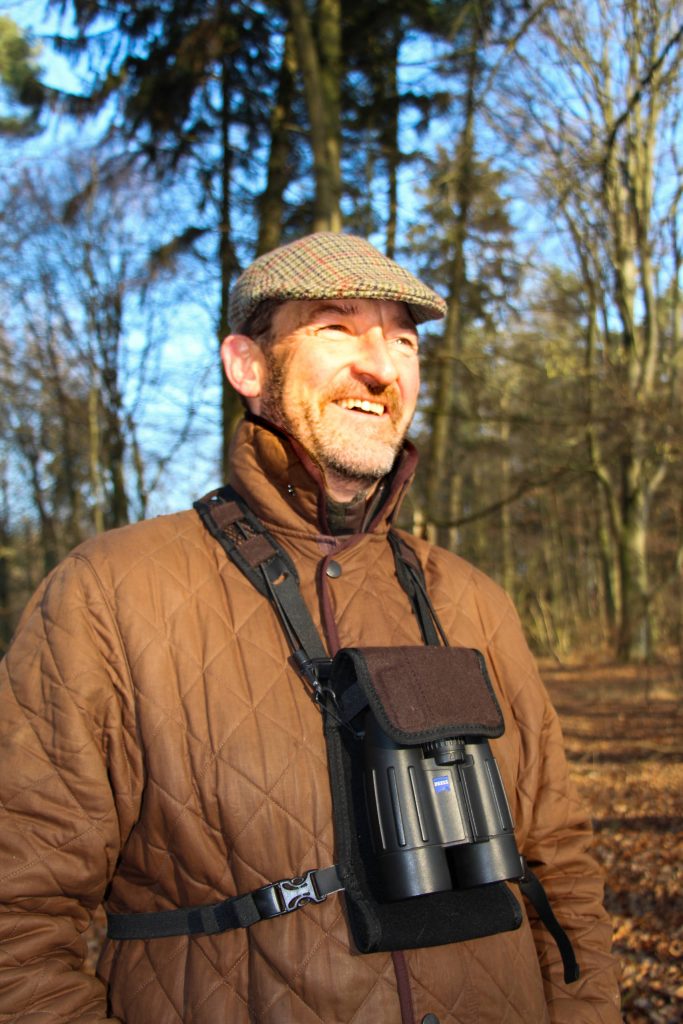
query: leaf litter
[{"left": 542, "top": 658, "right": 683, "bottom": 1024}]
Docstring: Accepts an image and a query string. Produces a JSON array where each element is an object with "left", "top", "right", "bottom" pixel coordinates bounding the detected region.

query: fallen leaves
[{"left": 543, "top": 659, "right": 683, "bottom": 1024}]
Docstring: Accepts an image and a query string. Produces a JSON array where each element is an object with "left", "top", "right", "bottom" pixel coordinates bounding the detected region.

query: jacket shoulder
[
  {"left": 392, "top": 529, "right": 514, "bottom": 621},
  {"left": 75, "top": 508, "right": 204, "bottom": 559},
  {"left": 69, "top": 508, "right": 211, "bottom": 581},
  {"left": 6, "top": 509, "right": 214, "bottom": 651}
]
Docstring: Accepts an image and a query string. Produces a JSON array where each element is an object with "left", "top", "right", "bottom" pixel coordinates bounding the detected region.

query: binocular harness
[{"left": 106, "top": 485, "right": 579, "bottom": 986}]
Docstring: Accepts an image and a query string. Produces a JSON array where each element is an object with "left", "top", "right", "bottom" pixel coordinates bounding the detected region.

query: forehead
[{"left": 272, "top": 297, "right": 417, "bottom": 337}]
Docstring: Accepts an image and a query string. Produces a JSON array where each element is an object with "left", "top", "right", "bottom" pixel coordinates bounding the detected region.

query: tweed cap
[{"left": 229, "top": 231, "right": 447, "bottom": 333}]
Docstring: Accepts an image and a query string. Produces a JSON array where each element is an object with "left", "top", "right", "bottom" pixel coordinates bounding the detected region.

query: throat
[
  {"left": 325, "top": 477, "right": 390, "bottom": 535},
  {"left": 326, "top": 493, "right": 368, "bottom": 535},
  {"left": 321, "top": 466, "right": 379, "bottom": 504}
]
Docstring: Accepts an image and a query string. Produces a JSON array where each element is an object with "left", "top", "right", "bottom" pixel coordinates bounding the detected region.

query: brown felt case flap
[{"left": 331, "top": 646, "right": 504, "bottom": 743}]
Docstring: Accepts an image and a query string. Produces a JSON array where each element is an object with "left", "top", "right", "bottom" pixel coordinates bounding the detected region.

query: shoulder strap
[
  {"left": 194, "top": 485, "right": 330, "bottom": 690},
  {"left": 387, "top": 531, "right": 448, "bottom": 648}
]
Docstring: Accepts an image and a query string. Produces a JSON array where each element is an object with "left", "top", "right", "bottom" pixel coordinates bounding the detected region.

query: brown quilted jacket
[{"left": 0, "top": 419, "right": 620, "bottom": 1023}]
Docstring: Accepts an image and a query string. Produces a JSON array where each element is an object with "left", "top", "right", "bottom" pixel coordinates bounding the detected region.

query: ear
[{"left": 221, "top": 334, "right": 265, "bottom": 407}]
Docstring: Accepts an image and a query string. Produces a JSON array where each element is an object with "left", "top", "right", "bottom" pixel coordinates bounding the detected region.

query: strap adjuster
[
  {"left": 278, "top": 870, "right": 327, "bottom": 911},
  {"left": 253, "top": 869, "right": 331, "bottom": 919}
]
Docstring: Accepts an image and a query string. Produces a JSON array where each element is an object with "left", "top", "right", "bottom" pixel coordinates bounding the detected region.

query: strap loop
[{"left": 519, "top": 860, "right": 580, "bottom": 984}]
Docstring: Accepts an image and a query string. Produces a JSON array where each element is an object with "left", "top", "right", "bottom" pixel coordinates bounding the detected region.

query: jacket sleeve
[
  {"left": 0, "top": 554, "right": 140, "bottom": 1023},
  {"left": 488, "top": 597, "right": 622, "bottom": 1024}
]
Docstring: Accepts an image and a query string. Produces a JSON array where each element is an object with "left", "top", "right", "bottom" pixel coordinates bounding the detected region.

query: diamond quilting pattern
[
  {"left": 325, "top": 535, "right": 425, "bottom": 649},
  {"left": 1, "top": 481, "right": 619, "bottom": 1022}
]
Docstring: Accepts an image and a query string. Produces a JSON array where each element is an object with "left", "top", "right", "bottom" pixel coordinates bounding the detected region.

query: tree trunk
[
  {"left": 45, "top": 333, "right": 82, "bottom": 549},
  {"left": 218, "top": 57, "right": 242, "bottom": 480},
  {"left": 88, "top": 386, "right": 105, "bottom": 535},
  {"left": 287, "top": 0, "right": 341, "bottom": 231},
  {"left": 129, "top": 420, "right": 148, "bottom": 521},
  {"left": 500, "top": 417, "right": 515, "bottom": 597},
  {"left": 603, "top": 112, "right": 657, "bottom": 658},
  {"left": 382, "top": 27, "right": 401, "bottom": 259},
  {"left": 595, "top": 486, "right": 619, "bottom": 636},
  {"left": 317, "top": 0, "right": 342, "bottom": 229},
  {"left": 257, "top": 28, "right": 297, "bottom": 256},
  {"left": 424, "top": 24, "right": 480, "bottom": 547},
  {"left": 26, "top": 448, "right": 59, "bottom": 574},
  {"left": 0, "top": 471, "right": 11, "bottom": 653},
  {"left": 106, "top": 426, "right": 129, "bottom": 528},
  {"left": 617, "top": 472, "right": 650, "bottom": 659},
  {"left": 100, "top": 365, "right": 129, "bottom": 529}
]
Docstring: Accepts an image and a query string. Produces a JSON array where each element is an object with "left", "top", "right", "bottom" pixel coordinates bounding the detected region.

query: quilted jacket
[{"left": 0, "top": 418, "right": 621, "bottom": 1024}]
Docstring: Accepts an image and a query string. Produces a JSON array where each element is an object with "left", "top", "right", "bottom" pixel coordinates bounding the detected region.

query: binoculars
[{"left": 363, "top": 713, "right": 524, "bottom": 901}]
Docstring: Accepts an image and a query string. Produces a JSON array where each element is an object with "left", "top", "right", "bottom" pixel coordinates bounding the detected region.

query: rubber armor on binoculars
[{"left": 363, "top": 715, "right": 523, "bottom": 902}]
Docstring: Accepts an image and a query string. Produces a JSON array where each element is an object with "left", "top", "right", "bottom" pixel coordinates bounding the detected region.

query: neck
[{"left": 322, "top": 469, "right": 380, "bottom": 504}]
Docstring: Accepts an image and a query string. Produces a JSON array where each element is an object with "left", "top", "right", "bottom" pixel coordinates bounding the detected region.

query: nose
[{"left": 351, "top": 329, "right": 399, "bottom": 387}]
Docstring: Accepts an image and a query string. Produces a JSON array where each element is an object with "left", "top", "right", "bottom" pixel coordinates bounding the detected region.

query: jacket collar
[{"left": 227, "top": 415, "right": 418, "bottom": 537}]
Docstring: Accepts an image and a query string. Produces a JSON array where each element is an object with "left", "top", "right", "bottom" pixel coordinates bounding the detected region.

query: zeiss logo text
[{"left": 433, "top": 776, "right": 451, "bottom": 793}]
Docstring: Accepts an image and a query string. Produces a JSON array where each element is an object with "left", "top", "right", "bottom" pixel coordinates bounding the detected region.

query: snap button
[
  {"left": 421, "top": 1015, "right": 440, "bottom": 1024},
  {"left": 325, "top": 560, "right": 342, "bottom": 578}
]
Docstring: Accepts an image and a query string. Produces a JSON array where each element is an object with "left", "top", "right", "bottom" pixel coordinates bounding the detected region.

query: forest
[
  {"left": 1, "top": 3, "right": 682, "bottom": 1019},
  {"left": 0, "top": 0, "right": 681, "bottom": 667}
]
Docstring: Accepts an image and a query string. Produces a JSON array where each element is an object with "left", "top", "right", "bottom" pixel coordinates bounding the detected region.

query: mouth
[{"left": 335, "top": 397, "right": 387, "bottom": 416}]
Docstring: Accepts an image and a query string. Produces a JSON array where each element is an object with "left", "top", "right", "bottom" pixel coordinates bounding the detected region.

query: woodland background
[
  {"left": 0, "top": 2, "right": 682, "bottom": 1019},
  {"left": 0, "top": 0, "right": 682, "bottom": 665}
]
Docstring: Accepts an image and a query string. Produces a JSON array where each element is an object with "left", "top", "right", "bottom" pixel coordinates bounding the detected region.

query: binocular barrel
[{"left": 363, "top": 715, "right": 523, "bottom": 901}]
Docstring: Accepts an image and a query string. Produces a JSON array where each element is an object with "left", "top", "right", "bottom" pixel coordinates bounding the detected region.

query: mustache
[{"left": 326, "top": 382, "right": 402, "bottom": 419}]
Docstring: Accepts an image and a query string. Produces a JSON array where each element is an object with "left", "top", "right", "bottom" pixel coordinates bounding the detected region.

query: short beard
[
  {"left": 259, "top": 348, "right": 403, "bottom": 486},
  {"left": 258, "top": 347, "right": 288, "bottom": 429},
  {"left": 308, "top": 428, "right": 398, "bottom": 483}
]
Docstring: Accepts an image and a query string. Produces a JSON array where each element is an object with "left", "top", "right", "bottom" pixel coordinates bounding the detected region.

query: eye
[
  {"left": 393, "top": 334, "right": 419, "bottom": 353},
  {"left": 316, "top": 322, "right": 350, "bottom": 335}
]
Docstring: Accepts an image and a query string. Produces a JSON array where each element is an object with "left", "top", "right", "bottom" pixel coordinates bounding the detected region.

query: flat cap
[{"left": 229, "top": 231, "right": 447, "bottom": 333}]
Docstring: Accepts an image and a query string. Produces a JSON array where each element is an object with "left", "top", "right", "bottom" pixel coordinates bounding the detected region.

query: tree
[
  {"left": 494, "top": 0, "right": 683, "bottom": 659},
  {"left": 287, "top": 0, "right": 342, "bottom": 231},
  {"left": 411, "top": 148, "right": 521, "bottom": 552},
  {"left": 0, "top": 156, "right": 206, "bottom": 564},
  {"left": 0, "top": 15, "right": 46, "bottom": 136},
  {"left": 49, "top": 0, "right": 280, "bottom": 476}
]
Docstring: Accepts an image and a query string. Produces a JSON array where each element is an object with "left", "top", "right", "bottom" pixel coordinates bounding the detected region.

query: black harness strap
[
  {"left": 519, "top": 863, "right": 580, "bottom": 984},
  {"left": 107, "top": 866, "right": 343, "bottom": 940},
  {"left": 196, "top": 486, "right": 329, "bottom": 677},
  {"left": 387, "top": 532, "right": 447, "bottom": 648}
]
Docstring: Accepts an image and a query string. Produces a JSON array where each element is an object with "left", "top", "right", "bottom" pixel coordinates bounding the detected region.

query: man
[{"left": 0, "top": 232, "right": 620, "bottom": 1023}]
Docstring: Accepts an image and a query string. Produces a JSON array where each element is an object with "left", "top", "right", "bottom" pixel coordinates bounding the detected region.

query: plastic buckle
[{"left": 275, "top": 871, "right": 326, "bottom": 913}]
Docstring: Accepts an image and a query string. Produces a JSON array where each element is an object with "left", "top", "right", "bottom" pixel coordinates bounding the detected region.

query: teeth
[{"left": 337, "top": 398, "right": 384, "bottom": 415}]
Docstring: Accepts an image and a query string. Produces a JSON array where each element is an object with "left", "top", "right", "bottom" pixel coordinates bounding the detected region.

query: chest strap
[{"left": 107, "top": 866, "right": 343, "bottom": 940}]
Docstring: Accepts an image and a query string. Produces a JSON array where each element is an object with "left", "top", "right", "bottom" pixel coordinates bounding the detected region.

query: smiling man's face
[{"left": 254, "top": 297, "right": 420, "bottom": 499}]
